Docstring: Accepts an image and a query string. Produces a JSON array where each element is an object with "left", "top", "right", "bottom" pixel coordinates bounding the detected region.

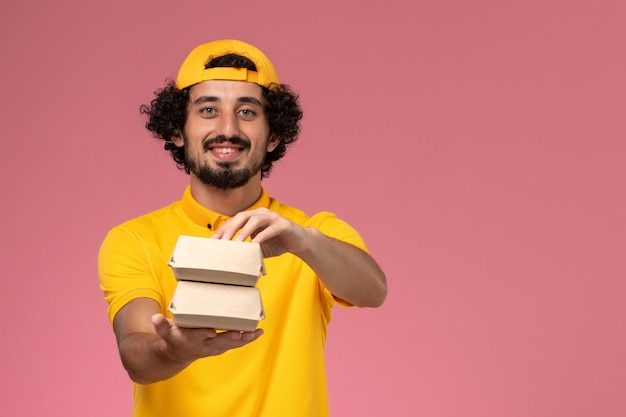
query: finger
[
  {"left": 234, "top": 223, "right": 264, "bottom": 242},
  {"left": 209, "top": 230, "right": 224, "bottom": 239},
  {"left": 213, "top": 215, "right": 250, "bottom": 241},
  {"left": 217, "top": 329, "right": 264, "bottom": 345},
  {"left": 218, "top": 213, "right": 261, "bottom": 241},
  {"left": 151, "top": 313, "right": 173, "bottom": 338},
  {"left": 248, "top": 224, "right": 278, "bottom": 243},
  {"left": 234, "top": 213, "right": 276, "bottom": 242},
  {"left": 242, "top": 328, "right": 264, "bottom": 341},
  {"left": 153, "top": 314, "right": 218, "bottom": 341},
  {"left": 195, "top": 327, "right": 219, "bottom": 339}
]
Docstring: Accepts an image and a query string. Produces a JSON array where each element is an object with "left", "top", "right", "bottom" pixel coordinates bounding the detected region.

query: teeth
[{"left": 214, "top": 148, "right": 239, "bottom": 154}]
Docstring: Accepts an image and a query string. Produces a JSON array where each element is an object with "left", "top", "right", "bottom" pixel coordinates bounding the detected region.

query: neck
[{"left": 188, "top": 173, "right": 263, "bottom": 216}]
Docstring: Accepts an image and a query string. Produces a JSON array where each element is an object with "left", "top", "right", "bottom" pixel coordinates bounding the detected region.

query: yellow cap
[{"left": 175, "top": 39, "right": 279, "bottom": 89}]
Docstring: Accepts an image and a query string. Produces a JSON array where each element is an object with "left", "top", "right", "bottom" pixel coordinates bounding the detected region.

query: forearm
[{"left": 295, "top": 228, "right": 387, "bottom": 307}]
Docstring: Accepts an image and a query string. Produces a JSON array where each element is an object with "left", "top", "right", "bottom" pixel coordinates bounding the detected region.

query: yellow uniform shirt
[{"left": 98, "top": 186, "right": 367, "bottom": 417}]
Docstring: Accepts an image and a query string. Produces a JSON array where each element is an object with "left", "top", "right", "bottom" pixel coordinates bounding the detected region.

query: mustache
[{"left": 202, "top": 136, "right": 251, "bottom": 153}]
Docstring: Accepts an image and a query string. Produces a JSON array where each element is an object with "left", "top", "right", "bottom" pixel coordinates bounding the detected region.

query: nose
[{"left": 216, "top": 111, "right": 240, "bottom": 138}]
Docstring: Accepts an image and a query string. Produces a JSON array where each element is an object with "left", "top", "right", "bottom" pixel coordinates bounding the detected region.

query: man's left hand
[{"left": 211, "top": 208, "right": 311, "bottom": 258}]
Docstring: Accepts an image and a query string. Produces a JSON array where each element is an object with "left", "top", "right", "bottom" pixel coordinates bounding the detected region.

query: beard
[{"left": 184, "top": 135, "right": 264, "bottom": 190}]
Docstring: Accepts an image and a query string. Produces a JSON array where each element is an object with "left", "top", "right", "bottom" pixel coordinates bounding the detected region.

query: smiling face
[{"left": 175, "top": 80, "right": 279, "bottom": 189}]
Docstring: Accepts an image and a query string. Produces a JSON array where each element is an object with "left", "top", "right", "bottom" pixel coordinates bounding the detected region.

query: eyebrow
[{"left": 192, "top": 96, "right": 263, "bottom": 107}]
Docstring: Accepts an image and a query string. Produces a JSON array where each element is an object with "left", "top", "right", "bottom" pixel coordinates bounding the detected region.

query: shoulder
[
  {"left": 109, "top": 200, "right": 181, "bottom": 235},
  {"left": 100, "top": 200, "right": 182, "bottom": 253},
  {"left": 267, "top": 197, "right": 367, "bottom": 251},
  {"left": 267, "top": 197, "right": 309, "bottom": 224}
]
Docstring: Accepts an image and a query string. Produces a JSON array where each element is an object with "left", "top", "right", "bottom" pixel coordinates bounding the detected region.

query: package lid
[
  {"left": 168, "top": 235, "right": 266, "bottom": 286},
  {"left": 169, "top": 281, "right": 265, "bottom": 332}
]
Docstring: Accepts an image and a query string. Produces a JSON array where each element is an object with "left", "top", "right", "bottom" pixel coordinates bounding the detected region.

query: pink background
[{"left": 1, "top": 0, "right": 625, "bottom": 416}]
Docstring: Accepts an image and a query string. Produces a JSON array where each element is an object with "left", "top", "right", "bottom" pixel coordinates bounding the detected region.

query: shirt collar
[{"left": 181, "top": 185, "right": 271, "bottom": 230}]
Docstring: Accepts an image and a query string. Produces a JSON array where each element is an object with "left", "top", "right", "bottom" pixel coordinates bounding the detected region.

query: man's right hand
[
  {"left": 113, "top": 298, "right": 263, "bottom": 384},
  {"left": 151, "top": 313, "right": 263, "bottom": 361}
]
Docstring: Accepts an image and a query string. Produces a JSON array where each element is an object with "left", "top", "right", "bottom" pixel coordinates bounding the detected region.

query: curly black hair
[{"left": 139, "top": 54, "right": 303, "bottom": 178}]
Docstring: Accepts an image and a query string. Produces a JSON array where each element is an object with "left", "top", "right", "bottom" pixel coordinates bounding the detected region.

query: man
[{"left": 98, "top": 39, "right": 387, "bottom": 417}]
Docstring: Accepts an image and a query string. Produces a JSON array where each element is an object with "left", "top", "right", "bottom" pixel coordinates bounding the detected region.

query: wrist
[{"left": 292, "top": 227, "right": 321, "bottom": 259}]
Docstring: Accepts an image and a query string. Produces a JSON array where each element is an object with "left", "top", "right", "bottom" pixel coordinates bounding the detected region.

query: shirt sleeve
[{"left": 98, "top": 226, "right": 165, "bottom": 325}]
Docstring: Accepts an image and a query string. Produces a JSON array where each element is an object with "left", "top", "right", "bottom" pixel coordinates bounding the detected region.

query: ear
[
  {"left": 171, "top": 130, "right": 184, "bottom": 147},
  {"left": 266, "top": 134, "right": 280, "bottom": 153}
]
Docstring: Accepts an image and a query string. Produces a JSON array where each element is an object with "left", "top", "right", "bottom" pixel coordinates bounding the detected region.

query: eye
[
  {"left": 200, "top": 107, "right": 216, "bottom": 116},
  {"left": 238, "top": 109, "right": 256, "bottom": 117}
]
